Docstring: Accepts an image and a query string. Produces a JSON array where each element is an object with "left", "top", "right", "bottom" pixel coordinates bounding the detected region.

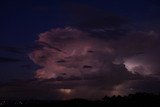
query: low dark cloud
[
  {"left": 0, "top": 79, "right": 61, "bottom": 100},
  {"left": 112, "top": 77, "right": 160, "bottom": 96},
  {"left": 0, "top": 56, "right": 21, "bottom": 63},
  {"left": 20, "top": 64, "right": 32, "bottom": 69},
  {"left": 0, "top": 45, "right": 24, "bottom": 54}
]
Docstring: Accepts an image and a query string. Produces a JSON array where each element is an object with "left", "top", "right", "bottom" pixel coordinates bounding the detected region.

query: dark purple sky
[{"left": 0, "top": 0, "right": 160, "bottom": 100}]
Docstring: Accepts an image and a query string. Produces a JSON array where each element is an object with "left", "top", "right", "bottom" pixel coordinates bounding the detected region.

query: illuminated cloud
[
  {"left": 59, "top": 88, "right": 73, "bottom": 95},
  {"left": 113, "top": 31, "right": 160, "bottom": 76},
  {"left": 29, "top": 27, "right": 116, "bottom": 79}
]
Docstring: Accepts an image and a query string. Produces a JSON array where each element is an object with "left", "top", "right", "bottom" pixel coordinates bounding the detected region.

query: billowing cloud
[
  {"left": 29, "top": 27, "right": 116, "bottom": 79},
  {"left": 29, "top": 27, "right": 160, "bottom": 99}
]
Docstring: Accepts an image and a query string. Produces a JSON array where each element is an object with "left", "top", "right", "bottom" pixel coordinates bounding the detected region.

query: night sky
[{"left": 0, "top": 0, "right": 160, "bottom": 100}]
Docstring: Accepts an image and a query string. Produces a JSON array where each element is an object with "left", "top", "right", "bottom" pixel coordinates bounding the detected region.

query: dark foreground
[{"left": 1, "top": 93, "right": 160, "bottom": 107}]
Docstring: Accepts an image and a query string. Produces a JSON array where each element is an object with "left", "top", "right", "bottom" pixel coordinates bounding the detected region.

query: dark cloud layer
[
  {"left": 0, "top": 45, "right": 24, "bottom": 54},
  {"left": 62, "top": 3, "right": 127, "bottom": 29},
  {"left": 0, "top": 56, "right": 20, "bottom": 63},
  {"left": 0, "top": 79, "right": 62, "bottom": 100}
]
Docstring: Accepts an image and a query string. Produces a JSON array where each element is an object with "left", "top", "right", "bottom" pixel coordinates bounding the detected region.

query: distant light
[{"left": 59, "top": 88, "right": 72, "bottom": 94}]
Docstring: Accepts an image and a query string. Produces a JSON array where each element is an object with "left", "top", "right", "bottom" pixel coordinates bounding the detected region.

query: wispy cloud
[
  {"left": 0, "top": 45, "right": 25, "bottom": 54},
  {"left": 0, "top": 56, "right": 21, "bottom": 63}
]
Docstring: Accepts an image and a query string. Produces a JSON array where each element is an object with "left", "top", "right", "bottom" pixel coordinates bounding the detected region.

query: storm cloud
[
  {"left": 1, "top": 0, "right": 160, "bottom": 100},
  {"left": 28, "top": 26, "right": 160, "bottom": 99}
]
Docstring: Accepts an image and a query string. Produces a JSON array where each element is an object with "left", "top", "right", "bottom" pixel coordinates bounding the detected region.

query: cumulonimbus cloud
[
  {"left": 29, "top": 27, "right": 116, "bottom": 79},
  {"left": 29, "top": 27, "right": 160, "bottom": 98}
]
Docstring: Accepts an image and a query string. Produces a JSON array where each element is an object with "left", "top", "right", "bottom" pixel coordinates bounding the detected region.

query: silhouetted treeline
[{"left": 0, "top": 93, "right": 160, "bottom": 107}]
